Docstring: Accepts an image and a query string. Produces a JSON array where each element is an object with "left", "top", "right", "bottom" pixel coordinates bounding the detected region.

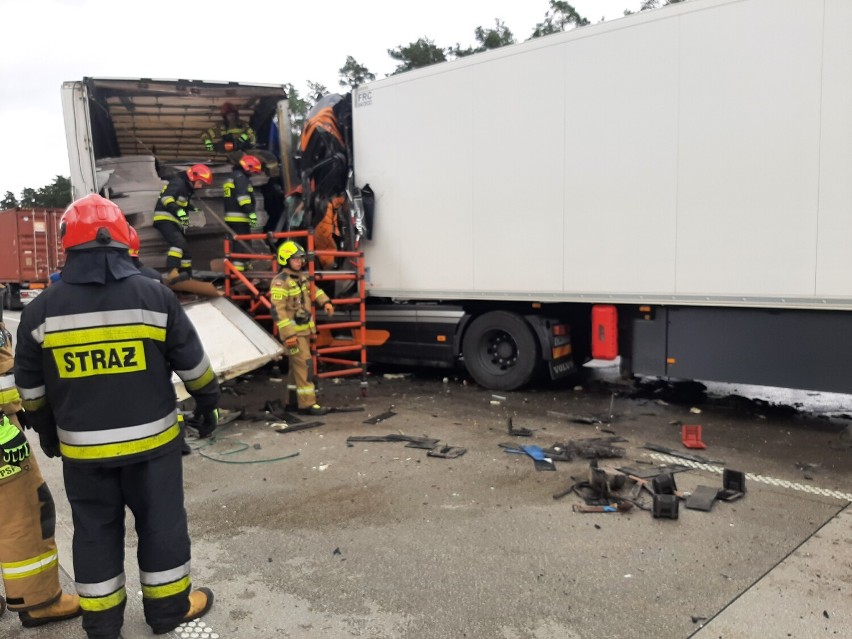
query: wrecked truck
[
  {"left": 333, "top": 0, "right": 852, "bottom": 393},
  {"left": 60, "top": 77, "right": 287, "bottom": 382}
]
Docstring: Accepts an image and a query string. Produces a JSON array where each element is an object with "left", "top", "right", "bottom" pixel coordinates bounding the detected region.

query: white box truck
[{"left": 346, "top": 0, "right": 852, "bottom": 391}]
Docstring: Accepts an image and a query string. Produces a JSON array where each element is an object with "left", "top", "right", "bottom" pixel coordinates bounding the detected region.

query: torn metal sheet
[
  {"left": 363, "top": 411, "right": 397, "bottom": 425},
  {"left": 172, "top": 297, "right": 284, "bottom": 401}
]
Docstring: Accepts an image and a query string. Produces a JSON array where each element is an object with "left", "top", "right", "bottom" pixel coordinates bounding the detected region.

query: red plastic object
[
  {"left": 682, "top": 424, "right": 707, "bottom": 449},
  {"left": 591, "top": 304, "right": 618, "bottom": 360}
]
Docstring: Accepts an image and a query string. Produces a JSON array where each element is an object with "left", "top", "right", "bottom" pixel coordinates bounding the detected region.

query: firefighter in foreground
[
  {"left": 0, "top": 297, "right": 81, "bottom": 628},
  {"left": 271, "top": 241, "right": 334, "bottom": 416},
  {"left": 152, "top": 164, "right": 213, "bottom": 283},
  {"left": 223, "top": 154, "right": 263, "bottom": 272},
  {"left": 14, "top": 194, "right": 220, "bottom": 639}
]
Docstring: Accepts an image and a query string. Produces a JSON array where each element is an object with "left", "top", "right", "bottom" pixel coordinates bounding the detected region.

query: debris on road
[
  {"left": 363, "top": 410, "right": 397, "bottom": 424},
  {"left": 507, "top": 417, "right": 534, "bottom": 437},
  {"left": 427, "top": 446, "right": 467, "bottom": 459},
  {"left": 681, "top": 424, "right": 707, "bottom": 449}
]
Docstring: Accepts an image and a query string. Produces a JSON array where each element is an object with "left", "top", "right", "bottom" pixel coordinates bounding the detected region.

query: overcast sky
[{"left": 0, "top": 0, "right": 646, "bottom": 199}]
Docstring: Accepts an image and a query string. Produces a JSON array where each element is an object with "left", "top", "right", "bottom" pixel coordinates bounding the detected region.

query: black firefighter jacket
[{"left": 14, "top": 249, "right": 220, "bottom": 466}]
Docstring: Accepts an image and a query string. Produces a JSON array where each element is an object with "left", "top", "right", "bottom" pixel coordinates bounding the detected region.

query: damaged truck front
[{"left": 60, "top": 77, "right": 289, "bottom": 382}]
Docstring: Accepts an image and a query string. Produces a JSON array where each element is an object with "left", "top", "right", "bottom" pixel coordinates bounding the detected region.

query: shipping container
[{"left": 0, "top": 208, "right": 64, "bottom": 308}]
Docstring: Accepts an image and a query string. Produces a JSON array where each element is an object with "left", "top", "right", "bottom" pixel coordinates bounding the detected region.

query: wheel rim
[{"left": 482, "top": 329, "right": 518, "bottom": 372}]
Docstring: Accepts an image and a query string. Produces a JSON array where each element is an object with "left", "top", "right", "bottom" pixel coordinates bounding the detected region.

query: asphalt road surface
[{"left": 2, "top": 310, "right": 850, "bottom": 639}]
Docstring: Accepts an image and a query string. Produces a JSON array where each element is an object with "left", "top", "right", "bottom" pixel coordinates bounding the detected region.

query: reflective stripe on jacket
[
  {"left": 153, "top": 173, "right": 195, "bottom": 224},
  {"left": 269, "top": 269, "right": 330, "bottom": 341},
  {"left": 223, "top": 170, "right": 255, "bottom": 223}
]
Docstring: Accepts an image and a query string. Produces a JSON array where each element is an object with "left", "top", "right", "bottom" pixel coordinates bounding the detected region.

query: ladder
[{"left": 222, "top": 230, "right": 368, "bottom": 395}]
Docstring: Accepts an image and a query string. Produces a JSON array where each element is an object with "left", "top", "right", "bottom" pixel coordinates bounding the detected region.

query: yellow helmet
[{"left": 277, "top": 240, "right": 306, "bottom": 266}]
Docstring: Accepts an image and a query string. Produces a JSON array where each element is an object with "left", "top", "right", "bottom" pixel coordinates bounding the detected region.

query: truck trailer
[
  {"left": 61, "top": 0, "right": 852, "bottom": 394},
  {"left": 347, "top": 0, "right": 852, "bottom": 392}
]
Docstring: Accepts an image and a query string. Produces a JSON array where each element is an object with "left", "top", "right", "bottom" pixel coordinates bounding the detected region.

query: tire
[{"left": 462, "top": 311, "right": 540, "bottom": 391}]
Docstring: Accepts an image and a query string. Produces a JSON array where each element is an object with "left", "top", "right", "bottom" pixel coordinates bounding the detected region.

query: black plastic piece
[
  {"left": 652, "top": 494, "right": 679, "bottom": 519},
  {"left": 652, "top": 473, "right": 677, "bottom": 495},
  {"left": 685, "top": 485, "right": 718, "bottom": 511},
  {"left": 427, "top": 446, "right": 467, "bottom": 459},
  {"left": 363, "top": 411, "right": 397, "bottom": 425},
  {"left": 717, "top": 468, "right": 746, "bottom": 501}
]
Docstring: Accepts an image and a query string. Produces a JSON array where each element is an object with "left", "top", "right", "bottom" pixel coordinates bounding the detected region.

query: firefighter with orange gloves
[
  {"left": 152, "top": 164, "right": 213, "bottom": 283},
  {"left": 0, "top": 306, "right": 81, "bottom": 629},
  {"left": 270, "top": 241, "right": 334, "bottom": 416},
  {"left": 201, "top": 102, "right": 256, "bottom": 156},
  {"left": 223, "top": 154, "right": 263, "bottom": 272},
  {"left": 14, "top": 194, "right": 220, "bottom": 639}
]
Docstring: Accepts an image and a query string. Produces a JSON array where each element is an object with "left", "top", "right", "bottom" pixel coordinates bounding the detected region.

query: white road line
[{"left": 649, "top": 452, "right": 852, "bottom": 502}]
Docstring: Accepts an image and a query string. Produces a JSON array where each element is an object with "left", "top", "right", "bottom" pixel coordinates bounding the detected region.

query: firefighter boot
[
  {"left": 152, "top": 588, "right": 214, "bottom": 635},
  {"left": 18, "top": 593, "right": 82, "bottom": 628},
  {"left": 299, "top": 404, "right": 330, "bottom": 416}
]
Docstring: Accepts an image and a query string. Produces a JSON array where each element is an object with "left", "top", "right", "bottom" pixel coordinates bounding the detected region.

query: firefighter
[
  {"left": 127, "top": 228, "right": 193, "bottom": 457},
  {"left": 270, "top": 240, "right": 334, "bottom": 415},
  {"left": 127, "top": 225, "right": 163, "bottom": 282},
  {"left": 152, "top": 164, "right": 213, "bottom": 284},
  {"left": 201, "top": 102, "right": 255, "bottom": 156},
  {"left": 223, "top": 154, "right": 263, "bottom": 272},
  {"left": 0, "top": 297, "right": 81, "bottom": 629},
  {"left": 14, "top": 194, "right": 220, "bottom": 639}
]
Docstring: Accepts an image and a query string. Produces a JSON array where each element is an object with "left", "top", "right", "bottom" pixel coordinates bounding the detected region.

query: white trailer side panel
[
  {"left": 355, "top": 0, "right": 852, "bottom": 308},
  {"left": 675, "top": 0, "right": 823, "bottom": 297},
  {"left": 561, "top": 17, "right": 679, "bottom": 294},
  {"left": 815, "top": 0, "right": 852, "bottom": 295}
]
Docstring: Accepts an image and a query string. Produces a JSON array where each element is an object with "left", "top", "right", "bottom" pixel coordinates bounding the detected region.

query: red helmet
[
  {"left": 239, "top": 154, "right": 263, "bottom": 174},
  {"left": 186, "top": 164, "right": 213, "bottom": 186},
  {"left": 60, "top": 194, "right": 131, "bottom": 251},
  {"left": 128, "top": 225, "right": 140, "bottom": 257},
  {"left": 220, "top": 102, "right": 239, "bottom": 116}
]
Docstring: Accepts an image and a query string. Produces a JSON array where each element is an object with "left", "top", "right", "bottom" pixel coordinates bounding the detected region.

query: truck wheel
[{"left": 462, "top": 311, "right": 540, "bottom": 391}]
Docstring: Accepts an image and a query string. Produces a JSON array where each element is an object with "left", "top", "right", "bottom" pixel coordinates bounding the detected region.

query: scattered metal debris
[
  {"left": 363, "top": 410, "right": 397, "bottom": 425},
  {"left": 507, "top": 417, "right": 534, "bottom": 437}
]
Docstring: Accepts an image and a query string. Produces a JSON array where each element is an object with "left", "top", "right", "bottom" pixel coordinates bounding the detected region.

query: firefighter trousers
[
  {"left": 287, "top": 334, "right": 316, "bottom": 409},
  {"left": 0, "top": 446, "right": 62, "bottom": 612},
  {"left": 63, "top": 447, "right": 192, "bottom": 638},
  {"left": 153, "top": 220, "right": 192, "bottom": 274}
]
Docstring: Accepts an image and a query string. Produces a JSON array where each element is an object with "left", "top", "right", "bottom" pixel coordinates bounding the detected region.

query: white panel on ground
[{"left": 172, "top": 297, "right": 283, "bottom": 401}]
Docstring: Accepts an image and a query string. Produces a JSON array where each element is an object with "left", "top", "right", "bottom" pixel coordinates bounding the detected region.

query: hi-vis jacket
[
  {"left": 223, "top": 169, "right": 256, "bottom": 224},
  {"left": 14, "top": 273, "right": 220, "bottom": 465},
  {"left": 153, "top": 172, "right": 197, "bottom": 225},
  {"left": 269, "top": 268, "right": 330, "bottom": 341}
]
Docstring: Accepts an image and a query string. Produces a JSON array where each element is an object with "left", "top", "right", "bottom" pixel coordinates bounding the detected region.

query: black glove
[
  {"left": 38, "top": 430, "right": 61, "bottom": 458},
  {"left": 15, "top": 409, "right": 30, "bottom": 430},
  {"left": 193, "top": 407, "right": 219, "bottom": 438}
]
